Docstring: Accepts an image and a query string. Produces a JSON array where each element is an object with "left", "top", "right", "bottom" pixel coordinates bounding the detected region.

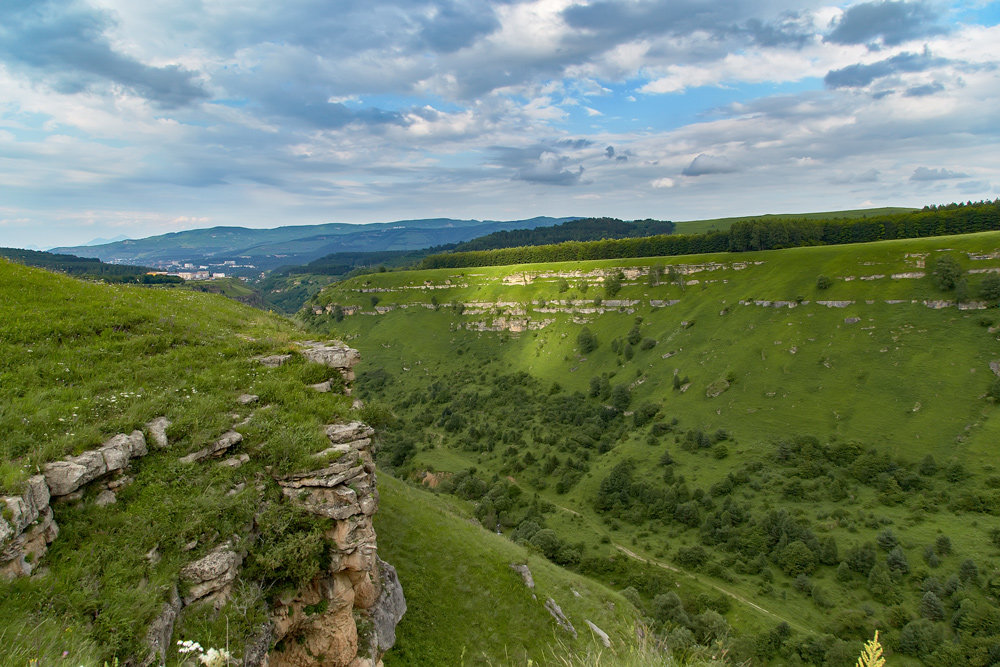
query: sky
[{"left": 1, "top": 0, "right": 998, "bottom": 249}]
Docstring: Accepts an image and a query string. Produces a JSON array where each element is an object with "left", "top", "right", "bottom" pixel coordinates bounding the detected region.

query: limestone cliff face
[{"left": 267, "top": 419, "right": 406, "bottom": 667}]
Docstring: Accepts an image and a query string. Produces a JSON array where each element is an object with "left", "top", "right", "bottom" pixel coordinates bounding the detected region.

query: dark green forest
[{"left": 0, "top": 248, "right": 180, "bottom": 284}]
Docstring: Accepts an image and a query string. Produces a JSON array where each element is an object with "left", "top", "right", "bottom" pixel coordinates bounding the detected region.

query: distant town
[{"left": 146, "top": 259, "right": 259, "bottom": 281}]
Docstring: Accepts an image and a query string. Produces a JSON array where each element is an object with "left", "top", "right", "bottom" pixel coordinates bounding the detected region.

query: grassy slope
[
  {"left": 377, "top": 474, "right": 641, "bottom": 665},
  {"left": 0, "top": 258, "right": 360, "bottom": 663},
  {"left": 672, "top": 207, "right": 917, "bottom": 235},
  {"left": 313, "top": 232, "right": 1000, "bottom": 649}
]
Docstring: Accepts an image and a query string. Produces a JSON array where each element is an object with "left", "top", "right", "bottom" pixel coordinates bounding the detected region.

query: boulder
[
  {"left": 545, "top": 598, "right": 577, "bottom": 638},
  {"left": 270, "top": 573, "right": 359, "bottom": 667},
  {"left": 585, "top": 620, "right": 611, "bottom": 647},
  {"left": 94, "top": 489, "right": 117, "bottom": 507},
  {"left": 44, "top": 431, "right": 146, "bottom": 498},
  {"left": 180, "top": 542, "right": 242, "bottom": 606},
  {"left": 371, "top": 559, "right": 406, "bottom": 652},
  {"left": 44, "top": 450, "right": 106, "bottom": 497},
  {"left": 0, "top": 507, "right": 58, "bottom": 579},
  {"left": 141, "top": 586, "right": 181, "bottom": 667},
  {"left": 179, "top": 431, "right": 243, "bottom": 464},
  {"left": 705, "top": 379, "right": 730, "bottom": 398},
  {"left": 242, "top": 622, "right": 274, "bottom": 667},
  {"left": 238, "top": 394, "right": 259, "bottom": 405},
  {"left": 510, "top": 563, "right": 535, "bottom": 589},
  {"left": 146, "top": 417, "right": 171, "bottom": 449},
  {"left": 299, "top": 342, "right": 361, "bottom": 371},
  {"left": 326, "top": 422, "right": 375, "bottom": 445}
]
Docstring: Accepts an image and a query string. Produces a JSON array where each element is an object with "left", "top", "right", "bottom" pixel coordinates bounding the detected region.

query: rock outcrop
[
  {"left": 44, "top": 430, "right": 147, "bottom": 496},
  {"left": 299, "top": 341, "right": 361, "bottom": 383},
  {"left": 178, "top": 430, "right": 243, "bottom": 464},
  {"left": 269, "top": 418, "right": 404, "bottom": 666},
  {"left": 142, "top": 586, "right": 182, "bottom": 667},
  {"left": 2, "top": 425, "right": 164, "bottom": 580},
  {"left": 180, "top": 542, "right": 243, "bottom": 606},
  {"left": 0, "top": 476, "right": 56, "bottom": 579}
]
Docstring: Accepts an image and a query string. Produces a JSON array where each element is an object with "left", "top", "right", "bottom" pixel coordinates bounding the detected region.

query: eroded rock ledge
[
  {"left": 1, "top": 420, "right": 167, "bottom": 580},
  {"left": 268, "top": 420, "right": 405, "bottom": 667}
]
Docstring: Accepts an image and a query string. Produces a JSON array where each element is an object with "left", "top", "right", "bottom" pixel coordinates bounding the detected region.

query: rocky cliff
[{"left": 0, "top": 340, "right": 403, "bottom": 666}]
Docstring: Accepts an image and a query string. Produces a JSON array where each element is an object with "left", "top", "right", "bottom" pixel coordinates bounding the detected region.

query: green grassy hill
[
  {"left": 0, "top": 259, "right": 643, "bottom": 666},
  {"left": 310, "top": 231, "right": 1000, "bottom": 665},
  {"left": 671, "top": 207, "right": 917, "bottom": 235}
]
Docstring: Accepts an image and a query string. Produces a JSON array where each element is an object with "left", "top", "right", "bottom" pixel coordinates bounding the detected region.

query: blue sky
[{"left": 1, "top": 0, "right": 998, "bottom": 248}]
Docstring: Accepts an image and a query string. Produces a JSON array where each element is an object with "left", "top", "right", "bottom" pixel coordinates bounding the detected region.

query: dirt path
[
  {"left": 532, "top": 485, "right": 813, "bottom": 634},
  {"left": 612, "top": 543, "right": 813, "bottom": 635}
]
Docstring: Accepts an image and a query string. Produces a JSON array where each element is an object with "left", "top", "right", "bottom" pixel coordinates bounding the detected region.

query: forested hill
[
  {"left": 0, "top": 247, "right": 179, "bottom": 284},
  {"left": 447, "top": 217, "right": 675, "bottom": 252},
  {"left": 422, "top": 200, "right": 1000, "bottom": 269}
]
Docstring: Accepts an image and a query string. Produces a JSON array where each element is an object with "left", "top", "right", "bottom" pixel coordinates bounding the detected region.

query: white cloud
[{"left": 0, "top": 0, "right": 997, "bottom": 248}]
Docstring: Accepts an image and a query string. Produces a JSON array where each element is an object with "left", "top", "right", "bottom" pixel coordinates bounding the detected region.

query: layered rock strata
[
  {"left": 269, "top": 420, "right": 405, "bottom": 666},
  {"left": 1, "top": 420, "right": 167, "bottom": 580}
]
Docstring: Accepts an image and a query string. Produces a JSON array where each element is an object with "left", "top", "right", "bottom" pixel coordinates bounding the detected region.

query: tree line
[
  {"left": 0, "top": 247, "right": 181, "bottom": 284},
  {"left": 420, "top": 200, "right": 1000, "bottom": 269},
  {"left": 447, "top": 217, "right": 675, "bottom": 253}
]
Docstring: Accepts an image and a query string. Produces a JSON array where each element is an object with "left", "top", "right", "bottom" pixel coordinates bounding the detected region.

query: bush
[
  {"left": 816, "top": 275, "right": 833, "bottom": 289},
  {"left": 887, "top": 546, "right": 910, "bottom": 574},
  {"left": 529, "top": 529, "right": 563, "bottom": 560},
  {"left": 779, "top": 540, "right": 817, "bottom": 577},
  {"left": 512, "top": 520, "right": 541, "bottom": 543},
  {"left": 652, "top": 592, "right": 689, "bottom": 627},
  {"left": 676, "top": 545, "right": 708, "bottom": 569},
  {"left": 692, "top": 610, "right": 730, "bottom": 643},
  {"left": 898, "top": 619, "right": 942, "bottom": 656},
  {"left": 988, "top": 377, "right": 1000, "bottom": 402},
  {"left": 867, "top": 562, "right": 901, "bottom": 604},
  {"left": 577, "top": 327, "right": 598, "bottom": 353},
  {"left": 919, "top": 591, "right": 945, "bottom": 621},
  {"left": 932, "top": 255, "right": 962, "bottom": 290},
  {"left": 604, "top": 273, "right": 622, "bottom": 298},
  {"left": 981, "top": 274, "right": 1000, "bottom": 302},
  {"left": 876, "top": 528, "right": 898, "bottom": 551},
  {"left": 246, "top": 503, "right": 327, "bottom": 589}
]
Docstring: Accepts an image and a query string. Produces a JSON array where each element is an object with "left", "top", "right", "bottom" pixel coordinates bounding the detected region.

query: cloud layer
[{"left": 0, "top": 0, "right": 997, "bottom": 247}]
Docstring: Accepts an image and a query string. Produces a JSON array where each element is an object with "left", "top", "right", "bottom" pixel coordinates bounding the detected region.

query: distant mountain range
[{"left": 51, "top": 217, "right": 579, "bottom": 271}]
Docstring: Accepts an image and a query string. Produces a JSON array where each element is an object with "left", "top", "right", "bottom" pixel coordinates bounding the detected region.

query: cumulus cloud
[
  {"left": 515, "top": 152, "right": 585, "bottom": 186},
  {"left": 417, "top": 1, "right": 501, "bottom": 53},
  {"left": 910, "top": 167, "right": 969, "bottom": 181},
  {"left": 904, "top": 82, "right": 945, "bottom": 96},
  {"left": 824, "top": 50, "right": 950, "bottom": 88},
  {"left": 826, "top": 0, "right": 946, "bottom": 46},
  {"left": 0, "top": 0, "right": 998, "bottom": 248},
  {"left": 0, "top": 0, "right": 207, "bottom": 107},
  {"left": 682, "top": 154, "right": 740, "bottom": 176}
]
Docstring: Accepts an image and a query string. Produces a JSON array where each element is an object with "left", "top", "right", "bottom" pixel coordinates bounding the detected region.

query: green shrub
[{"left": 932, "top": 255, "right": 962, "bottom": 290}]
